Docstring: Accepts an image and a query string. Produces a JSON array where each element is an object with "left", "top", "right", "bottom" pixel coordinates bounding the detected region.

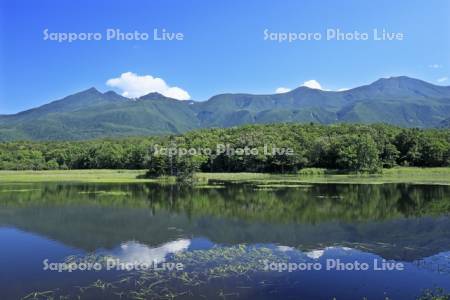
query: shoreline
[{"left": 1, "top": 167, "right": 449, "bottom": 185}]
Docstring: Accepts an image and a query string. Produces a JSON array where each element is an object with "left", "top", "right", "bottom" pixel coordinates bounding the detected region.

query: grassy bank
[
  {"left": 199, "top": 167, "right": 450, "bottom": 185},
  {"left": 0, "top": 167, "right": 449, "bottom": 185},
  {"left": 0, "top": 170, "right": 150, "bottom": 183}
]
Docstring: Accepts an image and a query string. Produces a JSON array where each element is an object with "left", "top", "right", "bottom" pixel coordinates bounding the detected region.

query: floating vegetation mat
[
  {"left": 77, "top": 191, "right": 131, "bottom": 196},
  {"left": 254, "top": 184, "right": 313, "bottom": 190},
  {"left": 22, "top": 245, "right": 288, "bottom": 300},
  {"left": 0, "top": 188, "right": 41, "bottom": 193}
]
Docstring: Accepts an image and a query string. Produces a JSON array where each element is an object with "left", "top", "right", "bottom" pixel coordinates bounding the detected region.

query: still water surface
[{"left": 0, "top": 183, "right": 449, "bottom": 299}]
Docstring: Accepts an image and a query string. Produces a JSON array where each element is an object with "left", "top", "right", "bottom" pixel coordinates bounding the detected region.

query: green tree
[
  {"left": 337, "top": 134, "right": 380, "bottom": 173},
  {"left": 394, "top": 129, "right": 421, "bottom": 166}
]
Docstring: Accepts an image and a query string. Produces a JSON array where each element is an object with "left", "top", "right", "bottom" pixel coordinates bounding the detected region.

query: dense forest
[{"left": 0, "top": 123, "right": 449, "bottom": 175}]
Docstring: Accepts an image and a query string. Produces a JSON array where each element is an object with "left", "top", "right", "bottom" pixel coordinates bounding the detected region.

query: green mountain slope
[{"left": 0, "top": 76, "right": 449, "bottom": 140}]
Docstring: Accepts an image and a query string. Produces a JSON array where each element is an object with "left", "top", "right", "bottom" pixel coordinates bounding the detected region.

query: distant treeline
[{"left": 0, "top": 123, "right": 449, "bottom": 173}]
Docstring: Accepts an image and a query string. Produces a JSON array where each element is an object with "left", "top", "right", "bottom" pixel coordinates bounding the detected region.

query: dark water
[{"left": 0, "top": 183, "right": 449, "bottom": 299}]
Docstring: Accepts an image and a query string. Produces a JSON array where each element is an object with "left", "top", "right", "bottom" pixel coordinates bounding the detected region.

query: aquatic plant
[
  {"left": 417, "top": 288, "right": 450, "bottom": 300},
  {"left": 22, "top": 245, "right": 288, "bottom": 299}
]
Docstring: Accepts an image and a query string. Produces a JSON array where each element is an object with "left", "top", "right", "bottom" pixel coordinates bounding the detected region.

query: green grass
[
  {"left": 0, "top": 169, "right": 150, "bottom": 183},
  {"left": 199, "top": 167, "right": 450, "bottom": 185},
  {"left": 0, "top": 167, "right": 449, "bottom": 185}
]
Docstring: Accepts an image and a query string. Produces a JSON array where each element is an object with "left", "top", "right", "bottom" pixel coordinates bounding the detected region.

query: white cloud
[
  {"left": 437, "top": 76, "right": 448, "bottom": 83},
  {"left": 112, "top": 239, "right": 191, "bottom": 265},
  {"left": 336, "top": 88, "right": 349, "bottom": 91},
  {"left": 277, "top": 245, "right": 294, "bottom": 252},
  {"left": 301, "top": 79, "right": 323, "bottom": 90},
  {"left": 304, "top": 246, "right": 353, "bottom": 260},
  {"left": 275, "top": 87, "right": 291, "bottom": 93},
  {"left": 429, "top": 64, "right": 442, "bottom": 69},
  {"left": 106, "top": 72, "right": 191, "bottom": 100},
  {"left": 305, "top": 250, "right": 324, "bottom": 259}
]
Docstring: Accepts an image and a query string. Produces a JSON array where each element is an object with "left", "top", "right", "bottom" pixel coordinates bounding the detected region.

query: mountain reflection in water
[{"left": 0, "top": 183, "right": 449, "bottom": 299}]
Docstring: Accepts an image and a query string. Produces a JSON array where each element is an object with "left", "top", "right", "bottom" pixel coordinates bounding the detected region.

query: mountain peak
[
  {"left": 62, "top": 87, "right": 103, "bottom": 99},
  {"left": 373, "top": 76, "right": 416, "bottom": 84},
  {"left": 291, "top": 85, "right": 323, "bottom": 92},
  {"left": 348, "top": 76, "right": 450, "bottom": 100},
  {"left": 139, "top": 92, "right": 172, "bottom": 101},
  {"left": 370, "top": 76, "right": 448, "bottom": 87},
  {"left": 386, "top": 75, "right": 411, "bottom": 80},
  {"left": 79, "top": 87, "right": 101, "bottom": 94}
]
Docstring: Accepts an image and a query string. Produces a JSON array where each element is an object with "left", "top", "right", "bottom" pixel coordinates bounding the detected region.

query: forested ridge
[
  {"left": 0, "top": 123, "right": 449, "bottom": 173},
  {"left": 1, "top": 76, "right": 450, "bottom": 141}
]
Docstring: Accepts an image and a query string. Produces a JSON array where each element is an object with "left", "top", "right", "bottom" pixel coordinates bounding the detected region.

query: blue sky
[{"left": 0, "top": 0, "right": 449, "bottom": 113}]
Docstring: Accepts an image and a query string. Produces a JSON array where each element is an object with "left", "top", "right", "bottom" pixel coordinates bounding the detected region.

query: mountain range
[{"left": 1, "top": 76, "right": 449, "bottom": 141}]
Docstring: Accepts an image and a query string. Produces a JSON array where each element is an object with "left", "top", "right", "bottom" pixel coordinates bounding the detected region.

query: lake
[{"left": 0, "top": 183, "right": 449, "bottom": 299}]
